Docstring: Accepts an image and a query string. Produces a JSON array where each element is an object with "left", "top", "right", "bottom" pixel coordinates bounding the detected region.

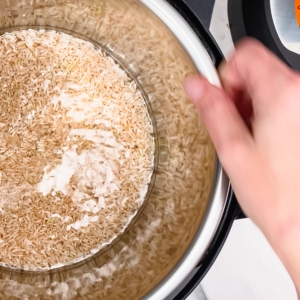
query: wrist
[{"left": 267, "top": 213, "right": 300, "bottom": 293}]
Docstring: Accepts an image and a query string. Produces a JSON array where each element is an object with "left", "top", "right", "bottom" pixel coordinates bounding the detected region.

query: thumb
[{"left": 184, "top": 75, "right": 254, "bottom": 171}]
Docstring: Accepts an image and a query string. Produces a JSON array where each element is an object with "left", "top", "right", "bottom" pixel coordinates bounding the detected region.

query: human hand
[{"left": 184, "top": 39, "right": 300, "bottom": 293}]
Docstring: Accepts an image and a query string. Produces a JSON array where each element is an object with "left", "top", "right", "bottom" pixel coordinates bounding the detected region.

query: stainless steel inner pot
[{"left": 0, "top": 0, "right": 229, "bottom": 299}]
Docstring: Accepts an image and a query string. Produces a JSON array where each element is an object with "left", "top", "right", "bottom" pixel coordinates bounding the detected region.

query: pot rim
[{"left": 138, "top": 1, "right": 230, "bottom": 299}]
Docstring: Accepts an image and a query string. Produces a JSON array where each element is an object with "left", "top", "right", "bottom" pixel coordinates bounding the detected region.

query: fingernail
[{"left": 184, "top": 75, "right": 206, "bottom": 104}]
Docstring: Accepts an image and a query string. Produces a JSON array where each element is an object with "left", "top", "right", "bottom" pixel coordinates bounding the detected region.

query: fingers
[
  {"left": 220, "top": 39, "right": 296, "bottom": 117},
  {"left": 184, "top": 75, "right": 254, "bottom": 167},
  {"left": 183, "top": 74, "right": 270, "bottom": 228}
]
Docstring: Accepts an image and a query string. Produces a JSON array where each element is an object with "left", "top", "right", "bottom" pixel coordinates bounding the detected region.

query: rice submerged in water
[
  {"left": 0, "top": 1, "right": 215, "bottom": 299},
  {"left": 0, "top": 29, "right": 154, "bottom": 270}
]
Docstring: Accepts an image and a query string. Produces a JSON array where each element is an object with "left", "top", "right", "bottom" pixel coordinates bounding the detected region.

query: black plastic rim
[
  {"left": 166, "top": 0, "right": 223, "bottom": 67},
  {"left": 228, "top": 0, "right": 300, "bottom": 71}
]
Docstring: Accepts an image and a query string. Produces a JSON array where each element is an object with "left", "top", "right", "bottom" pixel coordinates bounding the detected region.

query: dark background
[{"left": 183, "top": 0, "right": 215, "bottom": 29}]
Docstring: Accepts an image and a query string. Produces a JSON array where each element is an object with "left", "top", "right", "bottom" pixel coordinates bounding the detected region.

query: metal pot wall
[{"left": 0, "top": 0, "right": 234, "bottom": 299}]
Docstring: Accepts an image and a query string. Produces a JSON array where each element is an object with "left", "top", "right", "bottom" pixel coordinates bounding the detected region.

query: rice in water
[{"left": 0, "top": 29, "right": 154, "bottom": 270}]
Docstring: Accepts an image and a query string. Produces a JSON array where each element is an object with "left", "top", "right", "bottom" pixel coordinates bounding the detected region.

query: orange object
[{"left": 296, "top": 0, "right": 300, "bottom": 26}]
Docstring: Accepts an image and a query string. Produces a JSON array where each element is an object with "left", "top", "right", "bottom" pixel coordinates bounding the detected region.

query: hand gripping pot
[{"left": 0, "top": 0, "right": 230, "bottom": 299}]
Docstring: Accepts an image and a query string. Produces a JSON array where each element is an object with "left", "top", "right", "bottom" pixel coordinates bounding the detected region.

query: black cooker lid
[{"left": 228, "top": 0, "right": 300, "bottom": 71}]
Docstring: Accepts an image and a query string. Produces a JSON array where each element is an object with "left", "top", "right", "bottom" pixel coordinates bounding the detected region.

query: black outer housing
[
  {"left": 164, "top": 1, "right": 244, "bottom": 299},
  {"left": 183, "top": 0, "right": 216, "bottom": 30},
  {"left": 166, "top": 0, "right": 222, "bottom": 67}
]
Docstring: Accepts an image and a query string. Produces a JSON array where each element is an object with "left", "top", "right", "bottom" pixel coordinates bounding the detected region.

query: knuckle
[{"left": 217, "top": 136, "right": 248, "bottom": 166}]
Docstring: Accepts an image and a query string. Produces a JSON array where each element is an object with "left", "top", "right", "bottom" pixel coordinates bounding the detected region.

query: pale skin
[{"left": 184, "top": 39, "right": 300, "bottom": 296}]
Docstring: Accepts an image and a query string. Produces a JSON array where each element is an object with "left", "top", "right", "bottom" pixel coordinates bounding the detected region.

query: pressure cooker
[{"left": 0, "top": 0, "right": 243, "bottom": 299}]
